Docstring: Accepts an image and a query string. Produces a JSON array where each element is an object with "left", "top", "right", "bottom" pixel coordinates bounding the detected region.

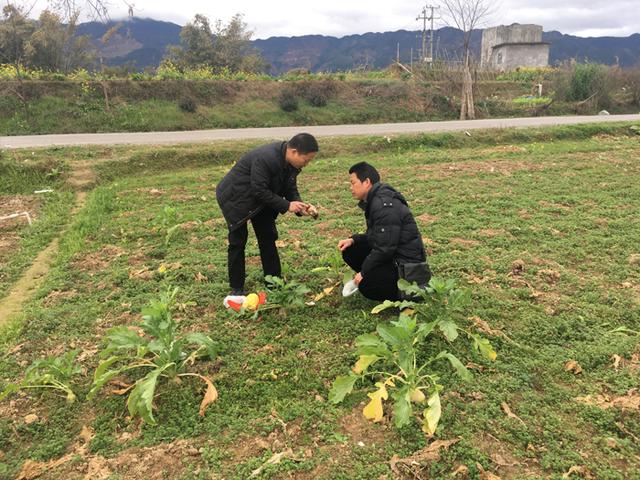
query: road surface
[{"left": 1, "top": 114, "right": 638, "bottom": 149}]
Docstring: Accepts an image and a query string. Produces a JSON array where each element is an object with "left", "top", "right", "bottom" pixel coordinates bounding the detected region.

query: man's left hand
[{"left": 354, "top": 272, "right": 363, "bottom": 285}]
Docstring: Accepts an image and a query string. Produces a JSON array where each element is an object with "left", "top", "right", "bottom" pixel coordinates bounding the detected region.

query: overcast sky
[{"left": 29, "top": 0, "right": 640, "bottom": 39}]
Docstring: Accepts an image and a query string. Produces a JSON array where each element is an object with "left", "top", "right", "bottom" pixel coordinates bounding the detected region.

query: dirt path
[{"left": 0, "top": 164, "right": 94, "bottom": 326}]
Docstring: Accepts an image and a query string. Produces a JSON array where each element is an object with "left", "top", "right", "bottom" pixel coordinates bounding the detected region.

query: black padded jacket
[
  {"left": 352, "top": 182, "right": 427, "bottom": 275},
  {"left": 215, "top": 141, "right": 301, "bottom": 231}
]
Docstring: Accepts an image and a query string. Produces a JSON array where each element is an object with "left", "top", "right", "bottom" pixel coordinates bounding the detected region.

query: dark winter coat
[
  {"left": 216, "top": 141, "right": 301, "bottom": 231},
  {"left": 352, "top": 182, "right": 427, "bottom": 275}
]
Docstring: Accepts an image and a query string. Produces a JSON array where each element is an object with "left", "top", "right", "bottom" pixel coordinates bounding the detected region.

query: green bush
[
  {"left": 569, "top": 64, "right": 608, "bottom": 101},
  {"left": 552, "top": 63, "right": 612, "bottom": 110},
  {"left": 179, "top": 96, "right": 198, "bottom": 113},
  {"left": 278, "top": 87, "right": 299, "bottom": 112},
  {"left": 299, "top": 80, "right": 337, "bottom": 107}
]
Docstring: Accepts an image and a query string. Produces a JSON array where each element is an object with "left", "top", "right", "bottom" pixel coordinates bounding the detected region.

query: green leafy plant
[
  {"left": 264, "top": 275, "right": 311, "bottom": 311},
  {"left": 329, "top": 278, "right": 496, "bottom": 434},
  {"left": 155, "top": 205, "right": 180, "bottom": 247},
  {"left": 278, "top": 88, "right": 299, "bottom": 112},
  {"left": 0, "top": 350, "right": 82, "bottom": 404},
  {"left": 88, "top": 287, "right": 219, "bottom": 425},
  {"left": 372, "top": 278, "right": 488, "bottom": 347},
  {"left": 311, "top": 251, "right": 346, "bottom": 281}
]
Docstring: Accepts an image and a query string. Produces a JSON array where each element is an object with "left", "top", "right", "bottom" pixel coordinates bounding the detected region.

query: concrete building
[{"left": 481, "top": 24, "right": 550, "bottom": 71}]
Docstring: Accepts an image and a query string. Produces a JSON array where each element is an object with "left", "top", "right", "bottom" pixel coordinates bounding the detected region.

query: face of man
[
  {"left": 286, "top": 148, "right": 316, "bottom": 169},
  {"left": 349, "top": 173, "right": 371, "bottom": 201}
]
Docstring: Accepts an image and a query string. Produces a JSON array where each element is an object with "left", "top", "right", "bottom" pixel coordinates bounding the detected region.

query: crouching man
[
  {"left": 216, "top": 133, "right": 319, "bottom": 305},
  {"left": 338, "top": 161, "right": 431, "bottom": 301}
]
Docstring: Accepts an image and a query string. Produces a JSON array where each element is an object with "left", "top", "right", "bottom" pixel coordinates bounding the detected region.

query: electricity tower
[{"left": 416, "top": 5, "right": 440, "bottom": 65}]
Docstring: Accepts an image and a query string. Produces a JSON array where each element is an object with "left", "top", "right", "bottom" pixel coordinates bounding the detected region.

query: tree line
[{"left": 0, "top": 2, "right": 267, "bottom": 75}]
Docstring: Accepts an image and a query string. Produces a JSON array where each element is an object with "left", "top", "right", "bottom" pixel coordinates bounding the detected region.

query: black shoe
[{"left": 230, "top": 288, "right": 247, "bottom": 296}]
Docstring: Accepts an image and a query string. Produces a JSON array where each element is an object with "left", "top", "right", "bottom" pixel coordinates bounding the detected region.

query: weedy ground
[{"left": 0, "top": 123, "right": 639, "bottom": 479}]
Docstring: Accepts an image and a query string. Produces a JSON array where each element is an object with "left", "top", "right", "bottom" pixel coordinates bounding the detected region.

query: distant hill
[
  {"left": 76, "top": 18, "right": 640, "bottom": 73},
  {"left": 76, "top": 18, "right": 181, "bottom": 68}
]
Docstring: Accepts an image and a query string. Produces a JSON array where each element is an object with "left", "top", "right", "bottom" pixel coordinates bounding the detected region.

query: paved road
[{"left": 2, "top": 114, "right": 639, "bottom": 149}]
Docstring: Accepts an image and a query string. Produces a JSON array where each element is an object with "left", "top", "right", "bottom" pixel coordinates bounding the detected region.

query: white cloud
[{"left": 28, "top": 0, "right": 640, "bottom": 38}]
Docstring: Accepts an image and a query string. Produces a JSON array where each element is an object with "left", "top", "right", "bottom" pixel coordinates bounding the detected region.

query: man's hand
[
  {"left": 305, "top": 204, "right": 319, "bottom": 219},
  {"left": 288, "top": 201, "right": 309, "bottom": 214},
  {"left": 354, "top": 272, "right": 363, "bottom": 285},
  {"left": 338, "top": 238, "right": 354, "bottom": 251}
]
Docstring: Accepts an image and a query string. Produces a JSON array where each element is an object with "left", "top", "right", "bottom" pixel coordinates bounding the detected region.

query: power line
[{"left": 416, "top": 4, "right": 440, "bottom": 65}]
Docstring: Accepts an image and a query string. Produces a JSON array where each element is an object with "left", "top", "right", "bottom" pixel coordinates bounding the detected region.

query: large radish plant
[
  {"left": 89, "top": 287, "right": 219, "bottom": 425},
  {"left": 330, "top": 278, "right": 496, "bottom": 435}
]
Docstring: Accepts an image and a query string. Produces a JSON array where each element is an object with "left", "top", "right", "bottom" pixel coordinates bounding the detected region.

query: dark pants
[
  {"left": 227, "top": 209, "right": 281, "bottom": 291},
  {"left": 342, "top": 239, "right": 399, "bottom": 301}
]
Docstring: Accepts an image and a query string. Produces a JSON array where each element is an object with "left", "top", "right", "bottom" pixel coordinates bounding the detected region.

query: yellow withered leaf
[
  {"left": 363, "top": 382, "right": 389, "bottom": 423},
  {"left": 352, "top": 355, "right": 378, "bottom": 374},
  {"left": 371, "top": 381, "right": 389, "bottom": 400},
  {"left": 410, "top": 388, "right": 426, "bottom": 403},
  {"left": 363, "top": 396, "right": 384, "bottom": 422},
  {"left": 193, "top": 374, "right": 218, "bottom": 417}
]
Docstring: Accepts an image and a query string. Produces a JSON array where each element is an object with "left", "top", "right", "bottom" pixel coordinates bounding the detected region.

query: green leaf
[
  {"left": 0, "top": 383, "right": 21, "bottom": 401},
  {"left": 355, "top": 333, "right": 391, "bottom": 358},
  {"left": 104, "top": 326, "right": 147, "bottom": 354},
  {"left": 353, "top": 355, "right": 380, "bottom": 374},
  {"left": 147, "top": 339, "right": 166, "bottom": 355},
  {"left": 88, "top": 365, "right": 127, "bottom": 400},
  {"left": 184, "top": 332, "right": 217, "bottom": 360},
  {"left": 377, "top": 324, "right": 411, "bottom": 348},
  {"left": 355, "top": 333, "right": 382, "bottom": 348},
  {"left": 394, "top": 395, "right": 413, "bottom": 428},
  {"left": 422, "top": 391, "right": 441, "bottom": 436},
  {"left": 127, "top": 364, "right": 171, "bottom": 425},
  {"left": 392, "top": 313, "right": 416, "bottom": 333},
  {"left": 93, "top": 355, "right": 125, "bottom": 382},
  {"left": 438, "top": 352, "right": 472, "bottom": 381},
  {"left": 474, "top": 336, "right": 497, "bottom": 361},
  {"left": 329, "top": 374, "right": 358, "bottom": 404},
  {"left": 397, "top": 279, "right": 425, "bottom": 297},
  {"left": 397, "top": 351, "right": 414, "bottom": 376},
  {"left": 608, "top": 326, "right": 640, "bottom": 336},
  {"left": 416, "top": 320, "right": 437, "bottom": 342},
  {"left": 371, "top": 300, "right": 402, "bottom": 314},
  {"left": 438, "top": 318, "right": 459, "bottom": 341}
]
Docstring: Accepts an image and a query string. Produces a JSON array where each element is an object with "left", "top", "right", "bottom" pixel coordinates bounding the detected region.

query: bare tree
[
  {"left": 47, "top": 0, "right": 110, "bottom": 21},
  {"left": 439, "top": 0, "right": 494, "bottom": 120}
]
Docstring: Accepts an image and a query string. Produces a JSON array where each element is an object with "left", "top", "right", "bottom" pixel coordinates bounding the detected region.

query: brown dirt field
[
  {"left": 0, "top": 195, "right": 41, "bottom": 259},
  {"left": 415, "top": 159, "right": 549, "bottom": 180}
]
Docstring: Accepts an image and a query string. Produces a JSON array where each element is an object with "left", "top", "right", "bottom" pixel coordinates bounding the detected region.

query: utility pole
[{"left": 416, "top": 5, "right": 440, "bottom": 65}]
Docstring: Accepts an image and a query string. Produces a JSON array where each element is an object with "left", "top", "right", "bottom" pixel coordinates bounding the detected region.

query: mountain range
[{"left": 76, "top": 18, "right": 640, "bottom": 74}]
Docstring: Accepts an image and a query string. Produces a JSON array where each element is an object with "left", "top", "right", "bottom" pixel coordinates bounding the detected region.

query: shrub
[
  {"left": 299, "top": 80, "right": 337, "bottom": 107},
  {"left": 179, "top": 96, "right": 198, "bottom": 113},
  {"left": 552, "top": 63, "right": 613, "bottom": 110},
  {"left": 278, "top": 87, "right": 299, "bottom": 112},
  {"left": 622, "top": 68, "right": 640, "bottom": 106}
]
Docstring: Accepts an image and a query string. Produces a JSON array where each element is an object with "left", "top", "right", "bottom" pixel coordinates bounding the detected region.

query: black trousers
[
  {"left": 227, "top": 208, "right": 281, "bottom": 291},
  {"left": 342, "top": 239, "right": 399, "bottom": 301}
]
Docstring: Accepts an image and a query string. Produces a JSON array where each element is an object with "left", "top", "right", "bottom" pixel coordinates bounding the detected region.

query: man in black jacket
[
  {"left": 216, "top": 133, "right": 318, "bottom": 302},
  {"left": 338, "top": 161, "right": 431, "bottom": 301}
]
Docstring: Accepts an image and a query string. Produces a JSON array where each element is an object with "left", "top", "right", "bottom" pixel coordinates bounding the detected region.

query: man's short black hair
[
  {"left": 349, "top": 161, "right": 380, "bottom": 184},
  {"left": 288, "top": 133, "right": 319, "bottom": 154}
]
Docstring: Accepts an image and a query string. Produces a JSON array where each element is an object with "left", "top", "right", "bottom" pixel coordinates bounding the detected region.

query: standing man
[
  {"left": 216, "top": 133, "right": 318, "bottom": 305},
  {"left": 338, "top": 161, "right": 431, "bottom": 301}
]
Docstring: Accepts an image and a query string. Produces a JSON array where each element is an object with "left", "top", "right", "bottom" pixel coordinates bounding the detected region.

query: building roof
[{"left": 492, "top": 42, "right": 550, "bottom": 49}]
